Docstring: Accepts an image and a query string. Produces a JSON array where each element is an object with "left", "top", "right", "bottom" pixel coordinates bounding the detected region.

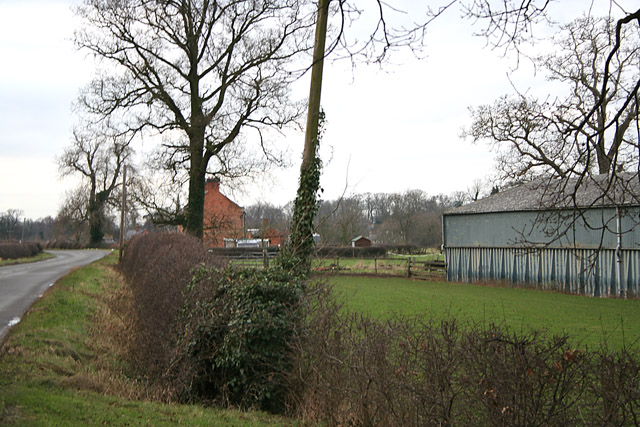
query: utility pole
[
  {"left": 118, "top": 166, "right": 127, "bottom": 263},
  {"left": 287, "top": 0, "right": 330, "bottom": 274},
  {"left": 301, "top": 0, "right": 329, "bottom": 169}
]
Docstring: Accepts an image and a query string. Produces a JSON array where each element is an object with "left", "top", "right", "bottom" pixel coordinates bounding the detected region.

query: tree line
[{"left": 244, "top": 189, "right": 468, "bottom": 248}]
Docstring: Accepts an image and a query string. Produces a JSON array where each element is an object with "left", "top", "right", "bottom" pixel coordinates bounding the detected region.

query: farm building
[{"left": 442, "top": 175, "right": 640, "bottom": 297}]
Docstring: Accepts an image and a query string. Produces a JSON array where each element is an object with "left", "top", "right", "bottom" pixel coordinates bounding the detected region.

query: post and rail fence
[{"left": 209, "top": 246, "right": 446, "bottom": 279}]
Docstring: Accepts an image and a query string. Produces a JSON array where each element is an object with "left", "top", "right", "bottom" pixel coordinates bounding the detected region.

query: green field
[{"left": 329, "top": 276, "right": 640, "bottom": 351}]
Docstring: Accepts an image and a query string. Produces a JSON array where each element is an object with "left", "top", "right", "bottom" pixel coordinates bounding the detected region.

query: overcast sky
[{"left": 0, "top": 0, "right": 634, "bottom": 219}]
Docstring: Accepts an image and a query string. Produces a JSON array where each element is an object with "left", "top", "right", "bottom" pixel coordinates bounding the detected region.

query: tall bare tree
[{"left": 75, "top": 0, "right": 316, "bottom": 238}]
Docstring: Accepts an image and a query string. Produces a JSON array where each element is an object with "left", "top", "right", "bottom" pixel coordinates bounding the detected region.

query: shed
[
  {"left": 442, "top": 175, "right": 640, "bottom": 297},
  {"left": 351, "top": 235, "right": 372, "bottom": 248}
]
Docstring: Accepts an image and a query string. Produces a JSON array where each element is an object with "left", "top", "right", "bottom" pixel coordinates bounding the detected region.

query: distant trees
[
  {"left": 0, "top": 211, "right": 60, "bottom": 243},
  {"left": 0, "top": 209, "right": 23, "bottom": 240},
  {"left": 244, "top": 202, "right": 290, "bottom": 232},
  {"left": 241, "top": 189, "right": 461, "bottom": 248},
  {"left": 316, "top": 196, "right": 368, "bottom": 246}
]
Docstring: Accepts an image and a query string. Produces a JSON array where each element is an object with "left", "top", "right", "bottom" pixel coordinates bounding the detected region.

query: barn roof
[{"left": 446, "top": 173, "right": 640, "bottom": 215}]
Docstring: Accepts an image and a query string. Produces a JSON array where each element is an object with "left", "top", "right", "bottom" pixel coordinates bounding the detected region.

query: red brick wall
[{"left": 202, "top": 180, "right": 244, "bottom": 247}]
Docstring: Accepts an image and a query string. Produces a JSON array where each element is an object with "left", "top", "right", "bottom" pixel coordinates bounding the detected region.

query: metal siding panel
[{"left": 444, "top": 247, "right": 640, "bottom": 297}]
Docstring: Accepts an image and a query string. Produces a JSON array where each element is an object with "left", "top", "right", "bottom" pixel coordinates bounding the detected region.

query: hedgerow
[
  {"left": 119, "top": 232, "right": 303, "bottom": 412},
  {"left": 119, "top": 232, "right": 223, "bottom": 381},
  {"left": 0, "top": 241, "right": 42, "bottom": 259}
]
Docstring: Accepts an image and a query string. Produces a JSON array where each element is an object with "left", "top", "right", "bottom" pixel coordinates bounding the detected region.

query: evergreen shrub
[{"left": 169, "top": 265, "right": 304, "bottom": 412}]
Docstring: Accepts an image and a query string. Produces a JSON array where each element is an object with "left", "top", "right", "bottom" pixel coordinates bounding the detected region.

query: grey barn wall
[{"left": 443, "top": 207, "right": 640, "bottom": 296}]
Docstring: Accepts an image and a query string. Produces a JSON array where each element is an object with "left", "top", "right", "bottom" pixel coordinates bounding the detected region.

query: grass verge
[
  {"left": 330, "top": 275, "right": 640, "bottom": 351},
  {"left": 0, "top": 254, "right": 292, "bottom": 426}
]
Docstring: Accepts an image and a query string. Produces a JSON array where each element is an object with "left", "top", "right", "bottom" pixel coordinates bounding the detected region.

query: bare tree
[
  {"left": 0, "top": 209, "right": 23, "bottom": 240},
  {"left": 466, "top": 16, "right": 640, "bottom": 183},
  {"left": 54, "top": 186, "right": 90, "bottom": 244},
  {"left": 58, "top": 127, "right": 132, "bottom": 246},
  {"left": 74, "top": 0, "right": 316, "bottom": 238}
]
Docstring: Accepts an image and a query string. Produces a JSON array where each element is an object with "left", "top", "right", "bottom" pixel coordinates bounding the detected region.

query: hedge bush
[
  {"left": 119, "top": 232, "right": 304, "bottom": 412},
  {"left": 0, "top": 241, "right": 42, "bottom": 260},
  {"left": 208, "top": 246, "right": 280, "bottom": 257},
  {"left": 315, "top": 246, "right": 387, "bottom": 258},
  {"left": 44, "top": 240, "right": 85, "bottom": 249},
  {"left": 169, "top": 265, "right": 304, "bottom": 412}
]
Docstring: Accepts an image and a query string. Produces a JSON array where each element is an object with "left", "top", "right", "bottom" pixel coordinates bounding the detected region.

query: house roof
[
  {"left": 351, "top": 235, "right": 370, "bottom": 242},
  {"left": 446, "top": 173, "right": 640, "bottom": 216}
]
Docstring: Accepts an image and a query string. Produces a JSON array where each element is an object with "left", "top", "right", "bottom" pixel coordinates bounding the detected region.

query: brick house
[{"left": 203, "top": 178, "right": 245, "bottom": 247}]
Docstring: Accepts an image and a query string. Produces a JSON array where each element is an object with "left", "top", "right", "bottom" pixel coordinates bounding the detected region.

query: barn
[{"left": 442, "top": 175, "right": 640, "bottom": 297}]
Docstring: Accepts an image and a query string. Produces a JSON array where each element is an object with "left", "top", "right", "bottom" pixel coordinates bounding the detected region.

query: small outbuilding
[
  {"left": 351, "top": 235, "right": 372, "bottom": 248},
  {"left": 442, "top": 175, "right": 640, "bottom": 297}
]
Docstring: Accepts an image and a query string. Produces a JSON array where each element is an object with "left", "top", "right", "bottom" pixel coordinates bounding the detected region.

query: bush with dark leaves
[{"left": 169, "top": 264, "right": 304, "bottom": 413}]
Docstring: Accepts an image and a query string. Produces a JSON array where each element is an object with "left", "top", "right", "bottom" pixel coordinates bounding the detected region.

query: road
[{"left": 0, "top": 249, "right": 110, "bottom": 342}]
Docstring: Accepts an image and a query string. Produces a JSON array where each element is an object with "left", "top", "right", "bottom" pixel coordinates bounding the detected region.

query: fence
[{"left": 210, "top": 247, "right": 446, "bottom": 279}]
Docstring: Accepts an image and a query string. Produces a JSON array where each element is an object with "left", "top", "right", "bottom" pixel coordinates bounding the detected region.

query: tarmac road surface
[{"left": 0, "top": 249, "right": 110, "bottom": 342}]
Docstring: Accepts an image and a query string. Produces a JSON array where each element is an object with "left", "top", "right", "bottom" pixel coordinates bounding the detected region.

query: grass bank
[
  {"left": 0, "top": 254, "right": 291, "bottom": 426},
  {"left": 330, "top": 275, "right": 640, "bottom": 351}
]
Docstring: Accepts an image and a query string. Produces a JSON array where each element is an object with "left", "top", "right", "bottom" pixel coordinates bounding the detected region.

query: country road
[{"left": 0, "top": 249, "right": 110, "bottom": 342}]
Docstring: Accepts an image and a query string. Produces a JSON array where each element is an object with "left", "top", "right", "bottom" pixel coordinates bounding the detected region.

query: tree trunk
[
  {"left": 185, "top": 131, "right": 206, "bottom": 238},
  {"left": 87, "top": 199, "right": 104, "bottom": 246}
]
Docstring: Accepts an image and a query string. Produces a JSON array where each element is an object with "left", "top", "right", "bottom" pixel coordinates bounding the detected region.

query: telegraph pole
[{"left": 118, "top": 166, "right": 127, "bottom": 263}]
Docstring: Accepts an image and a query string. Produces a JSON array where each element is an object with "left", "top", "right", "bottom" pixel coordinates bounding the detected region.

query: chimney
[{"left": 205, "top": 177, "right": 220, "bottom": 193}]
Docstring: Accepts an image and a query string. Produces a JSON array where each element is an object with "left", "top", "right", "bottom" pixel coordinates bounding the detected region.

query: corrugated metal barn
[{"left": 443, "top": 176, "right": 640, "bottom": 297}]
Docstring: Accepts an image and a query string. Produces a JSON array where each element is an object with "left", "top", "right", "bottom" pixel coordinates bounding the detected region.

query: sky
[{"left": 0, "top": 0, "right": 634, "bottom": 219}]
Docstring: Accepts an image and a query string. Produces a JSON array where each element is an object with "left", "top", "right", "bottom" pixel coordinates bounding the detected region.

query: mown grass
[
  {"left": 330, "top": 276, "right": 640, "bottom": 351},
  {"left": 0, "top": 251, "right": 55, "bottom": 266},
  {"left": 0, "top": 254, "right": 293, "bottom": 426}
]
